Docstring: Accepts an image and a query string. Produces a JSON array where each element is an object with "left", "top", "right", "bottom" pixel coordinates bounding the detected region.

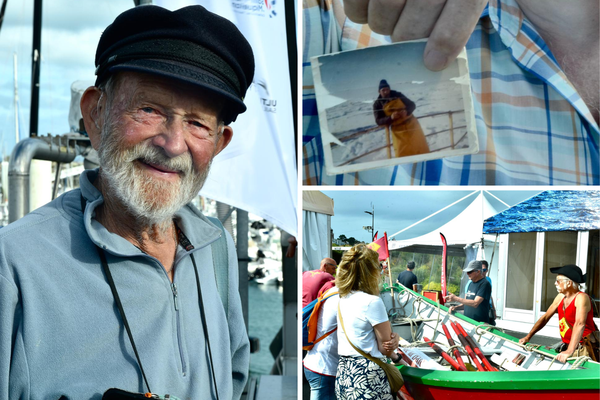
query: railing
[{"left": 333, "top": 110, "right": 466, "bottom": 166}]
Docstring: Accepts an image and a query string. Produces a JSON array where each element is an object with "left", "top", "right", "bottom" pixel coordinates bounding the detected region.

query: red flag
[
  {"left": 367, "top": 232, "right": 389, "bottom": 261},
  {"left": 440, "top": 232, "right": 447, "bottom": 298},
  {"left": 373, "top": 231, "right": 378, "bottom": 241}
]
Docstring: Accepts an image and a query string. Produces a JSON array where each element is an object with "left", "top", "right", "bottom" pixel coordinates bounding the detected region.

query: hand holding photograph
[{"left": 311, "top": 40, "right": 478, "bottom": 176}]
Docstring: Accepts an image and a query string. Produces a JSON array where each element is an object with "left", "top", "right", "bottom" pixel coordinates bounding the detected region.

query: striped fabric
[{"left": 302, "top": 0, "right": 599, "bottom": 185}]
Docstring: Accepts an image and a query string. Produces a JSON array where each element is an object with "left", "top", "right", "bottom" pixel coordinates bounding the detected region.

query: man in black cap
[
  {"left": 396, "top": 260, "right": 419, "bottom": 291},
  {"left": 373, "top": 79, "right": 429, "bottom": 157},
  {"left": 0, "top": 5, "right": 253, "bottom": 399},
  {"left": 519, "top": 265, "right": 598, "bottom": 363},
  {"left": 444, "top": 260, "right": 491, "bottom": 324}
]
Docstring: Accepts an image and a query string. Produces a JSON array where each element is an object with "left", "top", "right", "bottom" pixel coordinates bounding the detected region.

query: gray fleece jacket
[{"left": 0, "top": 169, "right": 249, "bottom": 399}]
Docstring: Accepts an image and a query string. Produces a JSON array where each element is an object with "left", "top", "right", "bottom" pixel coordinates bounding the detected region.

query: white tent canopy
[
  {"left": 303, "top": 191, "right": 334, "bottom": 272},
  {"left": 388, "top": 191, "right": 503, "bottom": 252}
]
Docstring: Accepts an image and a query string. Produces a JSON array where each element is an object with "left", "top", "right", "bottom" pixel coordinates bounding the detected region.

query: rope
[
  {"left": 571, "top": 356, "right": 592, "bottom": 369},
  {"left": 444, "top": 344, "right": 465, "bottom": 356}
]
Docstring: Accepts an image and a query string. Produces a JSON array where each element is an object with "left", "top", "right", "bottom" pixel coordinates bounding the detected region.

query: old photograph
[{"left": 311, "top": 40, "right": 478, "bottom": 176}]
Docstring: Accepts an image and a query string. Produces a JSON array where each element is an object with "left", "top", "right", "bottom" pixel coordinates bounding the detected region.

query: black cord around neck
[
  {"left": 191, "top": 254, "right": 220, "bottom": 400},
  {"left": 97, "top": 247, "right": 152, "bottom": 395},
  {"left": 83, "top": 194, "right": 219, "bottom": 398}
]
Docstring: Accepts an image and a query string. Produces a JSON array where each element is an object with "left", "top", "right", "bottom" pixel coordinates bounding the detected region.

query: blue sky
[
  {"left": 321, "top": 189, "right": 542, "bottom": 243},
  {"left": 0, "top": 0, "right": 132, "bottom": 158}
]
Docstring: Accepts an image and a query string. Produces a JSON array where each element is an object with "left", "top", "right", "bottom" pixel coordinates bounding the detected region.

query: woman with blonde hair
[{"left": 335, "top": 244, "right": 400, "bottom": 399}]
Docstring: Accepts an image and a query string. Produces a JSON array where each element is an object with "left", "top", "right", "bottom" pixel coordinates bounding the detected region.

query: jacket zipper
[
  {"left": 171, "top": 282, "right": 187, "bottom": 376},
  {"left": 160, "top": 232, "right": 222, "bottom": 378}
]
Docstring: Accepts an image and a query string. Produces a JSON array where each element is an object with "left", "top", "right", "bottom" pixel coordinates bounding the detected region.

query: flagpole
[{"left": 387, "top": 255, "right": 395, "bottom": 309}]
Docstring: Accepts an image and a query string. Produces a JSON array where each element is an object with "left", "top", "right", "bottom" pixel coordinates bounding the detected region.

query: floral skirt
[{"left": 335, "top": 356, "right": 394, "bottom": 400}]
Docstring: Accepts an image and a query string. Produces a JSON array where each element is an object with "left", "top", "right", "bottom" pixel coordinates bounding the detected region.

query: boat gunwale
[{"left": 381, "top": 285, "right": 600, "bottom": 391}]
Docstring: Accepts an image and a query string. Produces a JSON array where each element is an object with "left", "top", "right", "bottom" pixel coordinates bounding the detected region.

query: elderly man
[
  {"left": 519, "top": 265, "right": 598, "bottom": 363},
  {"left": 0, "top": 5, "right": 253, "bottom": 399},
  {"left": 302, "top": 258, "right": 337, "bottom": 307},
  {"left": 445, "top": 260, "right": 491, "bottom": 324},
  {"left": 373, "top": 79, "right": 429, "bottom": 158}
]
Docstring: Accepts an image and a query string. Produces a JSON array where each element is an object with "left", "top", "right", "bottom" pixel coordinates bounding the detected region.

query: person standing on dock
[
  {"left": 445, "top": 260, "right": 491, "bottom": 324},
  {"left": 373, "top": 80, "right": 430, "bottom": 158},
  {"left": 0, "top": 5, "right": 253, "bottom": 399},
  {"left": 396, "top": 260, "right": 419, "bottom": 291},
  {"left": 518, "top": 265, "right": 599, "bottom": 362},
  {"left": 303, "top": 258, "right": 337, "bottom": 307}
]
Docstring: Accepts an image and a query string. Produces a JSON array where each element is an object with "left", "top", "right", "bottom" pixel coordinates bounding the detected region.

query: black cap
[
  {"left": 94, "top": 5, "right": 255, "bottom": 124},
  {"left": 550, "top": 264, "right": 586, "bottom": 283},
  {"left": 379, "top": 79, "right": 390, "bottom": 91}
]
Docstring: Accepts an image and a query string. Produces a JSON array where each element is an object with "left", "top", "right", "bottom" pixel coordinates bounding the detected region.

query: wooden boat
[{"left": 380, "top": 284, "right": 600, "bottom": 400}]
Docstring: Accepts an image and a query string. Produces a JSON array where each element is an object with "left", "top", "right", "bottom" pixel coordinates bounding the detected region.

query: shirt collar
[{"left": 79, "top": 169, "right": 221, "bottom": 257}]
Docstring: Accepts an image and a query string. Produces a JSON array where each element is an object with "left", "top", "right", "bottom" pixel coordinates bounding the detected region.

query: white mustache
[{"left": 128, "top": 142, "right": 193, "bottom": 175}]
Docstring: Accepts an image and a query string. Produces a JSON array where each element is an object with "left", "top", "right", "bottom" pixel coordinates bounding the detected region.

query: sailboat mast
[
  {"left": 29, "top": 0, "right": 42, "bottom": 138},
  {"left": 13, "top": 53, "right": 19, "bottom": 144}
]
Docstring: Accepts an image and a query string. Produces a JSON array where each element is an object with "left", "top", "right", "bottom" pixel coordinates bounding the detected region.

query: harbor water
[{"left": 248, "top": 281, "right": 284, "bottom": 376}]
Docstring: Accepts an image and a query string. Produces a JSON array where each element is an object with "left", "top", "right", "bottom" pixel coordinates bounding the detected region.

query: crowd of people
[
  {"left": 303, "top": 245, "right": 599, "bottom": 399},
  {"left": 302, "top": 245, "right": 400, "bottom": 399}
]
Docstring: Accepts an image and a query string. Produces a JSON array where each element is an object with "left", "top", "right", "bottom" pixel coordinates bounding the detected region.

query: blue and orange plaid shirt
[{"left": 303, "top": 0, "right": 599, "bottom": 185}]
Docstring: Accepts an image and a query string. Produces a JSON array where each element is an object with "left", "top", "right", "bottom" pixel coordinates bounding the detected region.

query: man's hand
[
  {"left": 343, "top": 0, "right": 488, "bottom": 71},
  {"left": 383, "top": 332, "right": 400, "bottom": 351},
  {"left": 518, "top": 336, "right": 531, "bottom": 345},
  {"left": 445, "top": 293, "right": 458, "bottom": 303},
  {"left": 556, "top": 349, "right": 573, "bottom": 363},
  {"left": 448, "top": 306, "right": 456, "bottom": 313},
  {"left": 391, "top": 110, "right": 408, "bottom": 121}
]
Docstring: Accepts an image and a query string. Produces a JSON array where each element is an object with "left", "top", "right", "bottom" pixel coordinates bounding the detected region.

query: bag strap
[
  {"left": 207, "top": 217, "right": 229, "bottom": 317},
  {"left": 337, "top": 302, "right": 389, "bottom": 370}
]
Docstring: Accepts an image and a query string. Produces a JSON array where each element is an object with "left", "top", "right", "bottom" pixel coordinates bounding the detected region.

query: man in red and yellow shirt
[{"left": 519, "top": 265, "right": 598, "bottom": 362}]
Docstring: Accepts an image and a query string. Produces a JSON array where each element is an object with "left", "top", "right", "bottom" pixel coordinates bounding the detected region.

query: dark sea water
[{"left": 248, "top": 281, "right": 284, "bottom": 376}]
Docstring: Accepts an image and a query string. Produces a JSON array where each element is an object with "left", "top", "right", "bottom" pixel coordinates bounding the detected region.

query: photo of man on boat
[{"left": 373, "top": 80, "right": 430, "bottom": 158}]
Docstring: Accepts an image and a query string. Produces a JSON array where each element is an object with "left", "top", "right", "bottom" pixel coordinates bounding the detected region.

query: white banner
[{"left": 154, "top": 0, "right": 297, "bottom": 236}]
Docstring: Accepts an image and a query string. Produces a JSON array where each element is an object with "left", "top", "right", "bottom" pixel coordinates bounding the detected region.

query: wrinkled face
[
  {"left": 379, "top": 86, "right": 391, "bottom": 99},
  {"left": 98, "top": 72, "right": 230, "bottom": 225},
  {"left": 555, "top": 275, "right": 571, "bottom": 293}
]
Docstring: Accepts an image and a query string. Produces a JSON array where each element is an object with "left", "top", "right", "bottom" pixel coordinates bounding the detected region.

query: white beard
[{"left": 98, "top": 125, "right": 212, "bottom": 226}]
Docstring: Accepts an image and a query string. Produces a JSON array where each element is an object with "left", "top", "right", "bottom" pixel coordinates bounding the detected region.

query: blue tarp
[{"left": 483, "top": 190, "right": 600, "bottom": 234}]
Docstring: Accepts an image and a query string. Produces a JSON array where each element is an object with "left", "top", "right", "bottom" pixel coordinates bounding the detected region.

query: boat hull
[
  {"left": 403, "top": 382, "right": 599, "bottom": 400},
  {"left": 381, "top": 286, "right": 600, "bottom": 399}
]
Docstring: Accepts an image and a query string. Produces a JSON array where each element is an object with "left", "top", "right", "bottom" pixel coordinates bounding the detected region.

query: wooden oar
[
  {"left": 450, "top": 321, "right": 486, "bottom": 371},
  {"left": 455, "top": 322, "right": 498, "bottom": 371},
  {"left": 423, "top": 337, "right": 468, "bottom": 371},
  {"left": 442, "top": 323, "right": 467, "bottom": 371}
]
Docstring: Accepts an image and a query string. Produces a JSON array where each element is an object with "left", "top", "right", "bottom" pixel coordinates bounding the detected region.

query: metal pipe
[
  {"left": 236, "top": 208, "right": 249, "bottom": 329},
  {"left": 8, "top": 137, "right": 77, "bottom": 222}
]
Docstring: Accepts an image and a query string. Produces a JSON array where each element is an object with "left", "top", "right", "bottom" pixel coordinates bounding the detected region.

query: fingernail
[{"left": 425, "top": 49, "right": 448, "bottom": 71}]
